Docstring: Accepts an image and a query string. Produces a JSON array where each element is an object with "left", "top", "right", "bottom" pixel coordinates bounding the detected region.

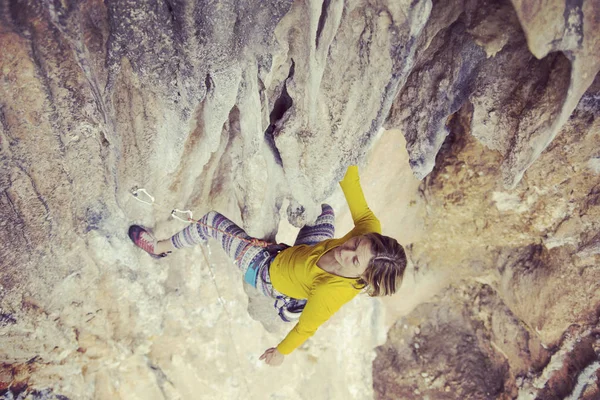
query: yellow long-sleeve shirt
[{"left": 269, "top": 166, "right": 382, "bottom": 355}]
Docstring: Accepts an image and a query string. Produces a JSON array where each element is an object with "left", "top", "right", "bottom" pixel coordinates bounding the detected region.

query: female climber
[{"left": 128, "top": 165, "right": 407, "bottom": 366}]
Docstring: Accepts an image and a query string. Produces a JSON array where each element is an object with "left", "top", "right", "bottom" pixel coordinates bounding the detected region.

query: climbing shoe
[{"left": 128, "top": 225, "right": 170, "bottom": 258}]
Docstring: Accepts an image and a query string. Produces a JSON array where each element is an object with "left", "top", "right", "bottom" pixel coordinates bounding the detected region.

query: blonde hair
[{"left": 356, "top": 233, "right": 406, "bottom": 296}]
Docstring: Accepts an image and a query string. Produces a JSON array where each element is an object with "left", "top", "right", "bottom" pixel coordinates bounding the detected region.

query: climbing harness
[{"left": 131, "top": 187, "right": 305, "bottom": 322}]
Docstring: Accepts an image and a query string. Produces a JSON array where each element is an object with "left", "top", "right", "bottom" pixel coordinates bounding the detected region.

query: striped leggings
[{"left": 170, "top": 204, "right": 335, "bottom": 298}]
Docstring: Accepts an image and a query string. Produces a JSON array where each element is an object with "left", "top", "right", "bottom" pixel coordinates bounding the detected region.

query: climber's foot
[{"left": 128, "top": 225, "right": 170, "bottom": 258}]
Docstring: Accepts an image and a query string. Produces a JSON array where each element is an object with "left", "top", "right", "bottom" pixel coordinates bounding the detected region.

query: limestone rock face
[
  {"left": 0, "top": 0, "right": 599, "bottom": 399},
  {"left": 386, "top": 0, "right": 600, "bottom": 188}
]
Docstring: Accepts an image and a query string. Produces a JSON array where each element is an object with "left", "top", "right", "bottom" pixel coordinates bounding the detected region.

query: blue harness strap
[{"left": 243, "top": 251, "right": 270, "bottom": 286}]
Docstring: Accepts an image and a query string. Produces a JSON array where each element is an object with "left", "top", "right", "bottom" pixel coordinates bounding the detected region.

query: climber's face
[{"left": 334, "top": 235, "right": 374, "bottom": 277}]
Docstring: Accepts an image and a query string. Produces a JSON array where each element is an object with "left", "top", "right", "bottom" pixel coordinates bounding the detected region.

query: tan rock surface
[{"left": 0, "top": 0, "right": 599, "bottom": 399}]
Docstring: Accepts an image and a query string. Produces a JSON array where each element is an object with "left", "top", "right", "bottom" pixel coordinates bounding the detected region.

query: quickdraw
[{"left": 275, "top": 296, "right": 307, "bottom": 322}]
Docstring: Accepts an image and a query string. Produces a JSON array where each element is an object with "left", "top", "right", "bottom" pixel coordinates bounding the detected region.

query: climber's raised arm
[{"left": 339, "top": 165, "right": 381, "bottom": 235}]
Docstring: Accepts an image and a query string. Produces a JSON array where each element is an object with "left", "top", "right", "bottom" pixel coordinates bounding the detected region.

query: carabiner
[
  {"left": 132, "top": 188, "right": 155, "bottom": 205},
  {"left": 171, "top": 209, "right": 193, "bottom": 223}
]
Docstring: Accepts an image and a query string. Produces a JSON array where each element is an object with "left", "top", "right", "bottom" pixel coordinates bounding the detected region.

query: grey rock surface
[{"left": 1, "top": 0, "right": 599, "bottom": 398}]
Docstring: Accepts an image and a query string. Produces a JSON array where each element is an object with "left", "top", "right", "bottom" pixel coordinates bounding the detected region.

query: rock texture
[
  {"left": 0, "top": 0, "right": 599, "bottom": 399},
  {"left": 376, "top": 80, "right": 600, "bottom": 399}
]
